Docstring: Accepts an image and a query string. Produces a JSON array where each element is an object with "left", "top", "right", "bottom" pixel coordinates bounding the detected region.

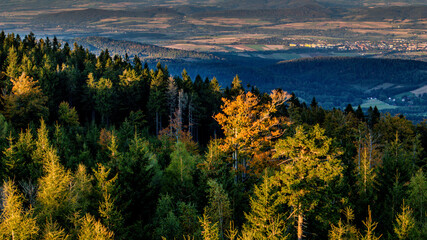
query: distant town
[{"left": 287, "top": 38, "right": 427, "bottom": 52}]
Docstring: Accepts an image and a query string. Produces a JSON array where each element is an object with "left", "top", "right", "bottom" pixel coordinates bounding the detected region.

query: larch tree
[
  {"left": 200, "top": 214, "right": 219, "bottom": 240},
  {"left": 2, "top": 73, "right": 48, "bottom": 128},
  {"left": 230, "top": 75, "right": 243, "bottom": 97},
  {"left": 37, "top": 147, "right": 75, "bottom": 229},
  {"left": 214, "top": 90, "right": 290, "bottom": 177},
  {"left": 42, "top": 219, "right": 69, "bottom": 240},
  {"left": 78, "top": 214, "right": 114, "bottom": 240},
  {"left": 394, "top": 201, "right": 416, "bottom": 240},
  {"left": 355, "top": 123, "right": 380, "bottom": 209},
  {"left": 359, "top": 206, "right": 382, "bottom": 240},
  {"left": 328, "top": 207, "right": 358, "bottom": 240},
  {"left": 273, "top": 124, "right": 343, "bottom": 240},
  {"left": 0, "top": 180, "right": 38, "bottom": 239}
]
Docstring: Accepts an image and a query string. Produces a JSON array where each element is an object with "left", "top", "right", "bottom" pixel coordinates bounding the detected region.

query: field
[
  {"left": 361, "top": 99, "right": 399, "bottom": 110},
  {"left": 0, "top": 2, "right": 424, "bottom": 61},
  {"left": 411, "top": 85, "right": 427, "bottom": 96}
]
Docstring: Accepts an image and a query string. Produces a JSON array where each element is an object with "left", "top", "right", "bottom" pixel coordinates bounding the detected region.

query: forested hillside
[
  {"left": 0, "top": 32, "right": 425, "bottom": 239},
  {"left": 69, "top": 36, "right": 217, "bottom": 60}
]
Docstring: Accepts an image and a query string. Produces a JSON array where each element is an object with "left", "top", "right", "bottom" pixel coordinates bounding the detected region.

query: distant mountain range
[
  {"left": 1, "top": 0, "right": 426, "bottom": 11},
  {"left": 35, "top": 8, "right": 183, "bottom": 25},
  {"left": 33, "top": 4, "right": 427, "bottom": 25}
]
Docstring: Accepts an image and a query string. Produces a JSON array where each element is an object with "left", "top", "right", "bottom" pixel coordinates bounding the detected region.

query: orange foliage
[
  {"left": 98, "top": 128, "right": 112, "bottom": 150},
  {"left": 214, "top": 90, "right": 290, "bottom": 175}
]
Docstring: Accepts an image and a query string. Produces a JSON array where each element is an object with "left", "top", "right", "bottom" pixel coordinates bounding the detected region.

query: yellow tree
[
  {"left": 214, "top": 90, "right": 290, "bottom": 176},
  {"left": 0, "top": 180, "right": 38, "bottom": 239},
  {"left": 78, "top": 214, "right": 114, "bottom": 240},
  {"left": 2, "top": 73, "right": 48, "bottom": 128}
]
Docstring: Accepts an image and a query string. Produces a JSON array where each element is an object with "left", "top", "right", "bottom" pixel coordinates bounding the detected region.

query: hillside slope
[{"left": 69, "top": 36, "right": 217, "bottom": 60}]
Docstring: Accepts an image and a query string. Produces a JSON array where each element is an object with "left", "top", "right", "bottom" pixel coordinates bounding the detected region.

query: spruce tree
[
  {"left": 204, "top": 179, "right": 232, "bottom": 238},
  {"left": 274, "top": 124, "right": 343, "bottom": 240},
  {"left": 242, "top": 172, "right": 288, "bottom": 240}
]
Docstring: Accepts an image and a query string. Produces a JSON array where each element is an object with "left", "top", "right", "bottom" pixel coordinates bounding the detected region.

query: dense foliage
[{"left": 0, "top": 32, "right": 425, "bottom": 239}]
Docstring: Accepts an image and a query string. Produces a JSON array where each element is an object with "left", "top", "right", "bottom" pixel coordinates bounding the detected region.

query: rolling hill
[
  {"left": 35, "top": 7, "right": 183, "bottom": 25},
  {"left": 68, "top": 36, "right": 217, "bottom": 60}
]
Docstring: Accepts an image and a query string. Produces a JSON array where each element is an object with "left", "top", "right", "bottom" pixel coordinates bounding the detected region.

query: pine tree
[
  {"left": 0, "top": 180, "right": 38, "bottom": 239},
  {"left": 344, "top": 104, "right": 354, "bottom": 115},
  {"left": 355, "top": 105, "right": 365, "bottom": 121},
  {"left": 177, "top": 202, "right": 200, "bottom": 237}
]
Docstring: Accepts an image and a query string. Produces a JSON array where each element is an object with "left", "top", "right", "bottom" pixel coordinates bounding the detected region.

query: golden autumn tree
[
  {"left": 2, "top": 73, "right": 48, "bottom": 128},
  {"left": 214, "top": 90, "right": 290, "bottom": 177},
  {"left": 0, "top": 180, "right": 38, "bottom": 239}
]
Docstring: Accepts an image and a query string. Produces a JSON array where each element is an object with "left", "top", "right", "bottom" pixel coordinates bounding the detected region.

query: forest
[{"left": 0, "top": 32, "right": 425, "bottom": 239}]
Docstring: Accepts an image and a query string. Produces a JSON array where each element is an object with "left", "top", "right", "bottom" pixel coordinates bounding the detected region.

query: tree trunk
[
  {"left": 155, "top": 111, "right": 159, "bottom": 135},
  {"left": 297, "top": 205, "right": 303, "bottom": 240},
  {"left": 297, "top": 213, "right": 303, "bottom": 240}
]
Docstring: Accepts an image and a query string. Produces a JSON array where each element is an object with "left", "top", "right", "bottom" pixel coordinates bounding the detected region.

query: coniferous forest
[{"left": 0, "top": 32, "right": 425, "bottom": 240}]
